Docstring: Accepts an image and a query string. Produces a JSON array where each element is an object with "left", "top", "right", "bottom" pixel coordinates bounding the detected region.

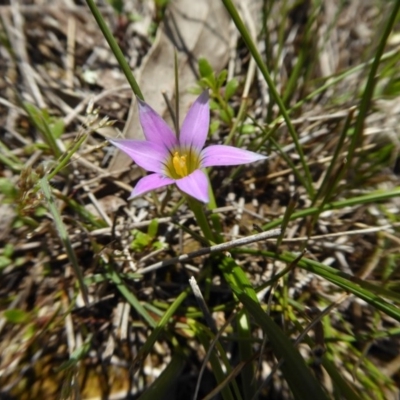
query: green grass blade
[
  {"left": 47, "top": 133, "right": 88, "bottom": 180},
  {"left": 103, "top": 262, "right": 156, "bottom": 327},
  {"left": 24, "top": 102, "right": 62, "bottom": 158},
  {"left": 262, "top": 187, "right": 400, "bottom": 231},
  {"left": 221, "top": 0, "right": 314, "bottom": 198},
  {"left": 347, "top": 0, "right": 400, "bottom": 165},
  {"left": 237, "top": 249, "right": 400, "bottom": 322},
  {"left": 39, "top": 178, "right": 89, "bottom": 305},
  {"left": 236, "top": 310, "right": 256, "bottom": 400},
  {"left": 235, "top": 291, "right": 329, "bottom": 400},
  {"left": 133, "top": 289, "right": 190, "bottom": 367},
  {"left": 218, "top": 256, "right": 328, "bottom": 399}
]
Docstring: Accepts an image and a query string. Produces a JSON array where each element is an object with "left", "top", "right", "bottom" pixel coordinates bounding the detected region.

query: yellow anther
[{"left": 172, "top": 152, "right": 188, "bottom": 177}]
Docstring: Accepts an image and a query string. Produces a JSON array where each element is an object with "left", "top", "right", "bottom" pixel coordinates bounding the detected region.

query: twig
[
  {"left": 136, "top": 229, "right": 281, "bottom": 275},
  {"left": 89, "top": 206, "right": 238, "bottom": 236},
  {"left": 189, "top": 277, "right": 216, "bottom": 333}
]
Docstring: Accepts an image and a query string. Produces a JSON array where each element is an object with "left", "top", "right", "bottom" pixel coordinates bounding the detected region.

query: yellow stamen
[{"left": 172, "top": 152, "right": 188, "bottom": 177}]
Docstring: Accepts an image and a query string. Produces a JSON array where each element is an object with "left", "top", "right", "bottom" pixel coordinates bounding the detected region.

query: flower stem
[
  {"left": 186, "top": 196, "right": 215, "bottom": 244},
  {"left": 174, "top": 49, "right": 180, "bottom": 139},
  {"left": 205, "top": 173, "right": 223, "bottom": 243},
  {"left": 85, "top": 0, "right": 144, "bottom": 100}
]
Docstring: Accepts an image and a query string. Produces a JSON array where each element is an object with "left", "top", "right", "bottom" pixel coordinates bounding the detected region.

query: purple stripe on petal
[
  {"left": 179, "top": 91, "right": 210, "bottom": 150},
  {"left": 129, "top": 174, "right": 174, "bottom": 199},
  {"left": 110, "top": 139, "right": 168, "bottom": 173},
  {"left": 200, "top": 145, "right": 267, "bottom": 167},
  {"left": 175, "top": 169, "right": 209, "bottom": 203},
  {"left": 137, "top": 98, "right": 178, "bottom": 149}
]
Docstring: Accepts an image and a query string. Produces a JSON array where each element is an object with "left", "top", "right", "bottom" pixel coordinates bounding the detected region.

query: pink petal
[
  {"left": 110, "top": 139, "right": 167, "bottom": 173},
  {"left": 175, "top": 169, "right": 209, "bottom": 203},
  {"left": 129, "top": 174, "right": 174, "bottom": 199},
  {"left": 137, "top": 98, "right": 178, "bottom": 149},
  {"left": 179, "top": 91, "right": 210, "bottom": 150},
  {"left": 200, "top": 145, "right": 267, "bottom": 167}
]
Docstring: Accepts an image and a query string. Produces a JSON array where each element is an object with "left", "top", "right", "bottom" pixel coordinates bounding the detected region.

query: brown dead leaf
[{"left": 108, "top": 0, "right": 231, "bottom": 174}]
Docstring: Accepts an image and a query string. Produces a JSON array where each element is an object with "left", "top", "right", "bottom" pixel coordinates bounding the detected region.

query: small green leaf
[
  {"left": 209, "top": 99, "right": 220, "bottom": 111},
  {"left": 220, "top": 106, "right": 234, "bottom": 124},
  {"left": 34, "top": 206, "right": 47, "bottom": 217},
  {"left": 3, "top": 243, "right": 14, "bottom": 258},
  {"left": 239, "top": 124, "right": 256, "bottom": 134},
  {"left": 4, "top": 309, "right": 29, "bottom": 324},
  {"left": 0, "top": 178, "right": 17, "bottom": 198},
  {"left": 153, "top": 241, "right": 164, "bottom": 251},
  {"left": 225, "top": 78, "right": 239, "bottom": 100},
  {"left": 199, "top": 77, "right": 215, "bottom": 90},
  {"left": 220, "top": 110, "right": 230, "bottom": 123},
  {"left": 209, "top": 120, "right": 220, "bottom": 134},
  {"left": 24, "top": 323, "right": 36, "bottom": 340},
  {"left": 216, "top": 69, "right": 228, "bottom": 88},
  {"left": 0, "top": 255, "right": 12, "bottom": 269},
  {"left": 50, "top": 119, "right": 65, "bottom": 139},
  {"left": 198, "top": 58, "right": 214, "bottom": 79},
  {"left": 147, "top": 219, "right": 159, "bottom": 238},
  {"left": 24, "top": 103, "right": 46, "bottom": 132},
  {"left": 15, "top": 257, "right": 26, "bottom": 267},
  {"left": 131, "top": 230, "right": 152, "bottom": 251}
]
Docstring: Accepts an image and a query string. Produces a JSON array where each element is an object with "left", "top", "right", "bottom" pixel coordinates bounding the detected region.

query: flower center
[
  {"left": 164, "top": 148, "right": 201, "bottom": 180},
  {"left": 172, "top": 152, "right": 188, "bottom": 177}
]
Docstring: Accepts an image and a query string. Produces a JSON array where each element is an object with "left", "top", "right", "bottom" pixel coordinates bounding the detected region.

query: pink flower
[{"left": 110, "top": 91, "right": 267, "bottom": 203}]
